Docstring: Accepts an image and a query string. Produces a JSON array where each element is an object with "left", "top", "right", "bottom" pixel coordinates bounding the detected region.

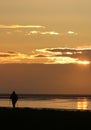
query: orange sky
[
  {"left": 0, "top": 64, "right": 91, "bottom": 94},
  {"left": 0, "top": 0, "right": 91, "bottom": 94},
  {"left": 0, "top": 0, "right": 91, "bottom": 53}
]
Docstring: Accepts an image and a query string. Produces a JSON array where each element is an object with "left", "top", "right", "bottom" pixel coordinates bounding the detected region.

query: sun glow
[
  {"left": 77, "top": 98, "right": 88, "bottom": 110},
  {"left": 46, "top": 57, "right": 77, "bottom": 64},
  {"left": 77, "top": 60, "right": 90, "bottom": 65}
]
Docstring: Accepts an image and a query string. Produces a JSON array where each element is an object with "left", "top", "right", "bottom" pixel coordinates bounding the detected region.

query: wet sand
[{"left": 0, "top": 107, "right": 91, "bottom": 129}]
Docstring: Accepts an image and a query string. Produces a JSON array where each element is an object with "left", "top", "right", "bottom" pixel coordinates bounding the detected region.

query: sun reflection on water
[{"left": 77, "top": 98, "right": 88, "bottom": 110}]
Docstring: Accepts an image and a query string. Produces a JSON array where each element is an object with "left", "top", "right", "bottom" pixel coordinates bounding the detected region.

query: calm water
[{"left": 0, "top": 95, "right": 91, "bottom": 110}]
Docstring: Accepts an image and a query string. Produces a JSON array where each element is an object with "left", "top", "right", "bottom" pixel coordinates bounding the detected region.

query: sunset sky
[{"left": 0, "top": 0, "right": 91, "bottom": 94}]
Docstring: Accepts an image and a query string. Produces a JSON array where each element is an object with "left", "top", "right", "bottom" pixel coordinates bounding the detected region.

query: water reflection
[
  {"left": 0, "top": 97, "right": 90, "bottom": 110},
  {"left": 77, "top": 98, "right": 88, "bottom": 110}
]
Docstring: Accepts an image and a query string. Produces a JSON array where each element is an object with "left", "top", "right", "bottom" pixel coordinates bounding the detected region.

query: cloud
[
  {"left": 0, "top": 51, "right": 32, "bottom": 63},
  {"left": 25, "top": 30, "right": 78, "bottom": 36},
  {"left": 0, "top": 25, "right": 78, "bottom": 37},
  {"left": 0, "top": 51, "right": 17, "bottom": 57},
  {"left": 0, "top": 48, "right": 91, "bottom": 64},
  {"left": 0, "top": 25, "right": 45, "bottom": 29},
  {"left": 0, "top": 51, "right": 49, "bottom": 64},
  {"left": 41, "top": 31, "right": 59, "bottom": 35},
  {"left": 26, "top": 31, "right": 40, "bottom": 35},
  {"left": 35, "top": 48, "right": 91, "bottom": 64},
  {"left": 67, "top": 31, "right": 78, "bottom": 35},
  {"left": 26, "top": 31, "right": 60, "bottom": 36}
]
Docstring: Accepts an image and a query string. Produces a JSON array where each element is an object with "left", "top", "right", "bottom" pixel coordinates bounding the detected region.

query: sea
[{"left": 0, "top": 94, "right": 91, "bottom": 110}]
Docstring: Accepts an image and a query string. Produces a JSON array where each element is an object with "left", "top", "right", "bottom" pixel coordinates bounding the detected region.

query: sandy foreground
[{"left": 0, "top": 107, "right": 91, "bottom": 129}]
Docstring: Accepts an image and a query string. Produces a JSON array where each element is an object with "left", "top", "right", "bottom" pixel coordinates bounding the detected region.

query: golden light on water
[{"left": 77, "top": 98, "right": 88, "bottom": 110}]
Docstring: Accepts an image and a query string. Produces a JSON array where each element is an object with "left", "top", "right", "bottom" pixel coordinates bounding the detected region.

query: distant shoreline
[{"left": 0, "top": 93, "right": 91, "bottom": 99}]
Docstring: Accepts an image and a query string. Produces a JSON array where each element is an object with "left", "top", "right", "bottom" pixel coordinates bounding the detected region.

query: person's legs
[
  {"left": 12, "top": 101, "right": 15, "bottom": 108},
  {"left": 13, "top": 103, "right": 15, "bottom": 108}
]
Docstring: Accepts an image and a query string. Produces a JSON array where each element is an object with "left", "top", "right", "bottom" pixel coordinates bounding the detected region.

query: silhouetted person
[{"left": 10, "top": 91, "right": 18, "bottom": 108}]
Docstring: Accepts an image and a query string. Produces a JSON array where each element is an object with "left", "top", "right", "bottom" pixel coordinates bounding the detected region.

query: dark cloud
[
  {"left": 0, "top": 51, "right": 17, "bottom": 58},
  {"left": 35, "top": 54, "right": 47, "bottom": 57},
  {"left": 0, "top": 54, "right": 11, "bottom": 57},
  {"left": 44, "top": 48, "right": 91, "bottom": 61},
  {"left": 7, "top": 51, "right": 17, "bottom": 54}
]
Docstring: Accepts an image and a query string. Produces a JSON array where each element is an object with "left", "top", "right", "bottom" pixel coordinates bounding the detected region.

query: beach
[{"left": 0, "top": 107, "right": 91, "bottom": 129}]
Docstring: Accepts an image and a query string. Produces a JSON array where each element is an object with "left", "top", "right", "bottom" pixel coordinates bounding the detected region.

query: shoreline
[
  {"left": 0, "top": 106, "right": 91, "bottom": 113},
  {"left": 0, "top": 107, "right": 91, "bottom": 119},
  {"left": 0, "top": 106, "right": 91, "bottom": 112}
]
